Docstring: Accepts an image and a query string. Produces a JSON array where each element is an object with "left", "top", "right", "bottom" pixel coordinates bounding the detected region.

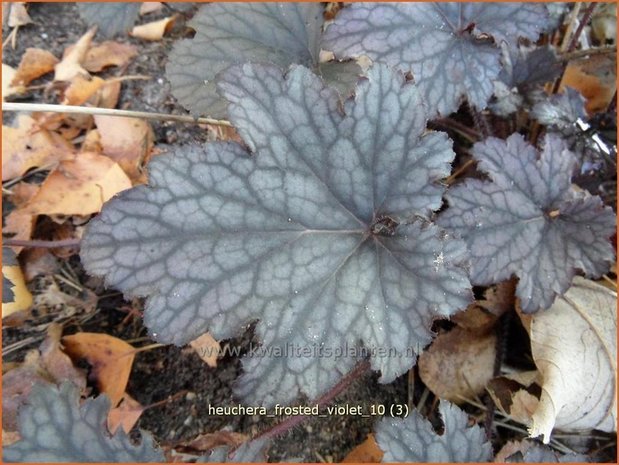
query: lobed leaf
[
  {"left": 77, "top": 3, "right": 141, "bottom": 38},
  {"left": 497, "top": 45, "right": 562, "bottom": 91},
  {"left": 438, "top": 133, "right": 616, "bottom": 312},
  {"left": 375, "top": 400, "right": 492, "bottom": 462},
  {"left": 81, "top": 64, "right": 471, "bottom": 406},
  {"left": 3, "top": 383, "right": 164, "bottom": 462},
  {"left": 531, "top": 87, "right": 587, "bottom": 129},
  {"left": 166, "top": 3, "right": 359, "bottom": 118},
  {"left": 323, "top": 2, "right": 549, "bottom": 116}
]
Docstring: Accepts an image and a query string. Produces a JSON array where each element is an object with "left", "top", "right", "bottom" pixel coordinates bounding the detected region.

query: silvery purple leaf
[
  {"left": 375, "top": 401, "right": 492, "bottom": 462},
  {"left": 3, "top": 383, "right": 163, "bottom": 462},
  {"left": 77, "top": 3, "right": 141, "bottom": 37},
  {"left": 166, "top": 3, "right": 360, "bottom": 118},
  {"left": 81, "top": 64, "right": 471, "bottom": 406},
  {"left": 438, "top": 133, "right": 616, "bottom": 312},
  {"left": 323, "top": 2, "right": 549, "bottom": 116}
]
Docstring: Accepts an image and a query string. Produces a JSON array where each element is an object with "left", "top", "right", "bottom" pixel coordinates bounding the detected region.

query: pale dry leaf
[
  {"left": 139, "top": 2, "right": 163, "bottom": 15},
  {"left": 509, "top": 390, "right": 540, "bottom": 425},
  {"left": 419, "top": 325, "right": 496, "bottom": 403},
  {"left": 25, "top": 151, "right": 132, "bottom": 217},
  {"left": 107, "top": 394, "right": 144, "bottom": 434},
  {"left": 2, "top": 64, "right": 17, "bottom": 100},
  {"left": 82, "top": 41, "right": 138, "bottom": 72},
  {"left": 130, "top": 15, "right": 177, "bottom": 41},
  {"left": 55, "top": 27, "right": 96, "bottom": 81},
  {"left": 2, "top": 114, "right": 74, "bottom": 181},
  {"left": 62, "top": 333, "right": 136, "bottom": 407},
  {"left": 11, "top": 48, "right": 58, "bottom": 87},
  {"left": 82, "top": 129, "right": 103, "bottom": 153},
  {"left": 7, "top": 2, "right": 31, "bottom": 27},
  {"left": 93, "top": 115, "right": 154, "bottom": 183},
  {"left": 523, "top": 277, "right": 617, "bottom": 443},
  {"left": 189, "top": 332, "right": 220, "bottom": 368}
]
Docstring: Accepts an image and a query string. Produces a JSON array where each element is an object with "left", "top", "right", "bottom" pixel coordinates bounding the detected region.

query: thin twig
[
  {"left": 567, "top": 3, "right": 597, "bottom": 54},
  {"left": 431, "top": 118, "right": 480, "bottom": 143},
  {"left": 253, "top": 360, "right": 371, "bottom": 443},
  {"left": 552, "top": 3, "right": 597, "bottom": 94},
  {"left": 561, "top": 45, "right": 617, "bottom": 61},
  {"left": 2, "top": 102, "right": 233, "bottom": 127},
  {"left": 3, "top": 238, "right": 82, "bottom": 248}
]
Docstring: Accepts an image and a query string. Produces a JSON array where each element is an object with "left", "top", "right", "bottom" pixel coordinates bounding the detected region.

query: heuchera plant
[
  {"left": 7, "top": 2, "right": 616, "bottom": 462},
  {"left": 81, "top": 63, "right": 472, "bottom": 406}
]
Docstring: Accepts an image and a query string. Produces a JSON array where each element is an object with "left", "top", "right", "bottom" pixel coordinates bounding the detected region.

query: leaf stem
[
  {"left": 3, "top": 238, "right": 82, "bottom": 248},
  {"left": 2, "top": 102, "right": 233, "bottom": 127},
  {"left": 252, "top": 359, "right": 371, "bottom": 443}
]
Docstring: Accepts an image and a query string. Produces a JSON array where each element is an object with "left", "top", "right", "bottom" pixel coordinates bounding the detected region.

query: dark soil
[{"left": 1, "top": 3, "right": 411, "bottom": 461}]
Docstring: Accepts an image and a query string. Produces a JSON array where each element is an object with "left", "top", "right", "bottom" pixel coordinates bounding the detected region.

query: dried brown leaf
[
  {"left": 62, "top": 75, "right": 105, "bottom": 106},
  {"left": 82, "top": 41, "right": 138, "bottom": 72},
  {"left": 188, "top": 332, "right": 220, "bottom": 368},
  {"left": 419, "top": 324, "right": 497, "bottom": 403},
  {"left": 55, "top": 27, "right": 96, "bottom": 81},
  {"left": 94, "top": 115, "right": 154, "bottom": 183},
  {"left": 2, "top": 115, "right": 74, "bottom": 181},
  {"left": 25, "top": 151, "right": 132, "bottom": 216},
  {"left": 11, "top": 48, "right": 59, "bottom": 87},
  {"left": 62, "top": 333, "right": 136, "bottom": 407},
  {"left": 343, "top": 434, "right": 383, "bottom": 463},
  {"left": 107, "top": 394, "right": 144, "bottom": 434}
]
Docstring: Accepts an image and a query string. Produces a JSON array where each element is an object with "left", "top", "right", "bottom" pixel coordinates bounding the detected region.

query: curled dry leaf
[
  {"left": 188, "top": 332, "right": 220, "bottom": 368},
  {"left": 54, "top": 27, "right": 96, "bottom": 82},
  {"left": 11, "top": 48, "right": 59, "bottom": 88},
  {"left": 2, "top": 114, "right": 74, "bottom": 181},
  {"left": 25, "top": 151, "right": 132, "bottom": 217},
  {"left": 131, "top": 15, "right": 177, "bottom": 41},
  {"left": 62, "top": 332, "right": 136, "bottom": 407},
  {"left": 82, "top": 41, "right": 138, "bottom": 72},
  {"left": 520, "top": 277, "right": 617, "bottom": 443},
  {"left": 343, "top": 434, "right": 383, "bottom": 463},
  {"left": 93, "top": 115, "right": 155, "bottom": 183}
]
